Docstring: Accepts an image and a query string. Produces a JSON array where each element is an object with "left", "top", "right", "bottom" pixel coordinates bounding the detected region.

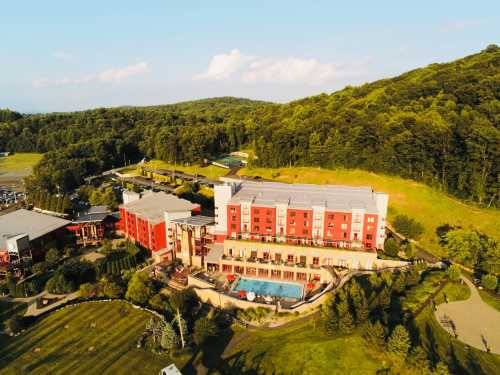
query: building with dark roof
[{"left": 67, "top": 206, "right": 118, "bottom": 246}]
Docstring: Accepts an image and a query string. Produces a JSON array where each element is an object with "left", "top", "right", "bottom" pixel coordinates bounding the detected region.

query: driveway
[{"left": 435, "top": 276, "right": 500, "bottom": 354}]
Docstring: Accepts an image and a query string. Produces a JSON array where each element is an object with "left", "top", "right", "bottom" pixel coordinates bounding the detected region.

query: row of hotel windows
[{"left": 230, "top": 209, "right": 376, "bottom": 224}]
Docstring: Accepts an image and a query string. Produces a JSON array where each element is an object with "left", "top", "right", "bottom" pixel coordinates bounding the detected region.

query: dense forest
[{"left": 0, "top": 45, "right": 499, "bottom": 206}]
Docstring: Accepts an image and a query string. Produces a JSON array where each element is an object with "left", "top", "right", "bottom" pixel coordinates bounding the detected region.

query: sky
[{"left": 1, "top": 1, "right": 498, "bottom": 113}]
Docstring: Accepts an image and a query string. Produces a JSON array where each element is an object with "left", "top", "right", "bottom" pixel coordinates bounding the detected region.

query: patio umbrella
[
  {"left": 238, "top": 290, "right": 247, "bottom": 298},
  {"left": 227, "top": 274, "right": 236, "bottom": 282},
  {"left": 247, "top": 292, "right": 256, "bottom": 302},
  {"left": 307, "top": 282, "right": 315, "bottom": 289}
]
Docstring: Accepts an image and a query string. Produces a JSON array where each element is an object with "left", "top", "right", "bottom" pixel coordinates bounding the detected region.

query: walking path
[
  {"left": 435, "top": 276, "right": 500, "bottom": 354},
  {"left": 3, "top": 290, "right": 80, "bottom": 318}
]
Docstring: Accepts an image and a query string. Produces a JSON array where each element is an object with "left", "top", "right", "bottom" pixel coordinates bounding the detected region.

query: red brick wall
[
  {"left": 250, "top": 206, "right": 276, "bottom": 237},
  {"left": 323, "top": 211, "right": 352, "bottom": 242},
  {"left": 151, "top": 222, "right": 166, "bottom": 251},
  {"left": 227, "top": 204, "right": 241, "bottom": 237},
  {"left": 363, "top": 214, "right": 378, "bottom": 249},
  {"left": 286, "top": 208, "right": 313, "bottom": 239}
]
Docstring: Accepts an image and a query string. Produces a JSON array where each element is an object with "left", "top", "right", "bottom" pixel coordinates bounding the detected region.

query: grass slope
[
  {"left": 0, "top": 300, "right": 28, "bottom": 331},
  {"left": 118, "top": 160, "right": 228, "bottom": 180},
  {"left": 415, "top": 282, "right": 500, "bottom": 375},
  {"left": 222, "top": 319, "right": 381, "bottom": 374},
  {"left": 0, "top": 153, "right": 43, "bottom": 175},
  {"left": 0, "top": 301, "right": 180, "bottom": 375},
  {"left": 239, "top": 167, "right": 500, "bottom": 256}
]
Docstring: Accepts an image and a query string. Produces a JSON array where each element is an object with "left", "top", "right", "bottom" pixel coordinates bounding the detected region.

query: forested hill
[
  {"left": 252, "top": 45, "right": 500, "bottom": 206},
  {"left": 0, "top": 45, "right": 499, "bottom": 207}
]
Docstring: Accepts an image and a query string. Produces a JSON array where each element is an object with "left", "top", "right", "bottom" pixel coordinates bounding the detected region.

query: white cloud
[
  {"left": 33, "top": 62, "right": 149, "bottom": 88},
  {"left": 98, "top": 62, "right": 149, "bottom": 83},
  {"left": 193, "top": 49, "right": 253, "bottom": 81},
  {"left": 194, "top": 49, "right": 362, "bottom": 85},
  {"left": 440, "top": 18, "right": 486, "bottom": 32}
]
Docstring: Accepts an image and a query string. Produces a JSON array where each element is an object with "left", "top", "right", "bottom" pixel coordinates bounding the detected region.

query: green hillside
[{"left": 239, "top": 167, "right": 500, "bottom": 256}]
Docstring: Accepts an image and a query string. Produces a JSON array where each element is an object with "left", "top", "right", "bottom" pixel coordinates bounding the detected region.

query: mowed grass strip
[
  {"left": 239, "top": 167, "right": 500, "bottom": 256},
  {"left": 145, "top": 159, "right": 228, "bottom": 179},
  {"left": 0, "top": 301, "right": 174, "bottom": 375},
  {"left": 0, "top": 153, "right": 43, "bottom": 174}
]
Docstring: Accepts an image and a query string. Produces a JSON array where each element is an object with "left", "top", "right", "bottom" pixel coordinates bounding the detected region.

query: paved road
[{"left": 435, "top": 276, "right": 500, "bottom": 354}]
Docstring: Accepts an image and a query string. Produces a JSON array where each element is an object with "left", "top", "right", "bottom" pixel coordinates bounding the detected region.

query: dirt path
[{"left": 435, "top": 276, "right": 500, "bottom": 354}]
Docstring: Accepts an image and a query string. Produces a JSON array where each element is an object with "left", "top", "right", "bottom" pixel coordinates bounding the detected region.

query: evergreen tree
[
  {"left": 348, "top": 281, "right": 369, "bottom": 324},
  {"left": 387, "top": 325, "right": 411, "bottom": 361},
  {"left": 337, "top": 292, "right": 354, "bottom": 334},
  {"left": 362, "top": 321, "right": 386, "bottom": 348},
  {"left": 160, "top": 321, "right": 179, "bottom": 351},
  {"left": 433, "top": 362, "right": 451, "bottom": 375}
]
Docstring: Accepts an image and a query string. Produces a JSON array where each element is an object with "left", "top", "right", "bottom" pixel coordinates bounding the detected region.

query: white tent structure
[{"left": 159, "top": 364, "right": 182, "bottom": 375}]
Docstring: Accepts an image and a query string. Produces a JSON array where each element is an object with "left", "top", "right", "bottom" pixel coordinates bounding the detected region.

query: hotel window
[
  {"left": 343, "top": 215, "right": 348, "bottom": 221},
  {"left": 341, "top": 223, "right": 347, "bottom": 230},
  {"left": 266, "top": 218, "right": 272, "bottom": 223},
  {"left": 231, "top": 224, "right": 237, "bottom": 230},
  {"left": 328, "top": 214, "right": 334, "bottom": 220},
  {"left": 287, "top": 254, "right": 294, "bottom": 262},
  {"left": 367, "top": 225, "right": 373, "bottom": 231},
  {"left": 290, "top": 211, "right": 296, "bottom": 217},
  {"left": 289, "top": 227, "right": 296, "bottom": 235},
  {"left": 254, "top": 217, "right": 260, "bottom": 223},
  {"left": 253, "top": 209, "right": 260, "bottom": 214},
  {"left": 263, "top": 252, "right": 269, "bottom": 260},
  {"left": 302, "top": 229, "right": 309, "bottom": 235},
  {"left": 266, "top": 209, "right": 272, "bottom": 215},
  {"left": 366, "top": 234, "right": 373, "bottom": 240},
  {"left": 251, "top": 250, "right": 258, "bottom": 258},
  {"left": 254, "top": 225, "right": 260, "bottom": 231},
  {"left": 343, "top": 232, "right": 347, "bottom": 239},
  {"left": 313, "top": 257, "right": 319, "bottom": 265},
  {"left": 303, "top": 212, "right": 308, "bottom": 218},
  {"left": 266, "top": 226, "right": 272, "bottom": 232},
  {"left": 367, "top": 217, "right": 375, "bottom": 223},
  {"left": 231, "top": 215, "right": 237, "bottom": 221},
  {"left": 304, "top": 221, "right": 309, "bottom": 226},
  {"left": 289, "top": 220, "right": 295, "bottom": 225}
]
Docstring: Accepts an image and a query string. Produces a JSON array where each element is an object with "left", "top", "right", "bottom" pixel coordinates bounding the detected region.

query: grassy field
[
  {"left": 220, "top": 318, "right": 383, "bottom": 374},
  {"left": 118, "top": 160, "right": 228, "bottom": 180},
  {"left": 0, "top": 301, "right": 184, "bottom": 375},
  {"left": 239, "top": 167, "right": 500, "bottom": 256},
  {"left": 479, "top": 290, "right": 500, "bottom": 312},
  {"left": 0, "top": 153, "right": 43, "bottom": 175},
  {"left": 0, "top": 300, "right": 28, "bottom": 331}
]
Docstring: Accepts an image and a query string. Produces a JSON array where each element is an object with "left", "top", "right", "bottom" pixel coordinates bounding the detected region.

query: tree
[
  {"left": 348, "top": 281, "right": 369, "bottom": 324},
  {"left": 170, "top": 288, "right": 199, "bottom": 317},
  {"left": 404, "top": 242, "right": 416, "bottom": 260},
  {"left": 387, "top": 325, "right": 411, "bottom": 360},
  {"left": 125, "top": 272, "right": 155, "bottom": 305},
  {"left": 149, "top": 293, "right": 169, "bottom": 312},
  {"left": 447, "top": 264, "right": 461, "bottom": 282},
  {"left": 337, "top": 292, "right": 354, "bottom": 334},
  {"left": 321, "top": 295, "right": 339, "bottom": 333},
  {"left": 160, "top": 321, "right": 179, "bottom": 351},
  {"left": 393, "top": 215, "right": 424, "bottom": 240},
  {"left": 362, "top": 321, "right": 386, "bottom": 348},
  {"left": 407, "top": 345, "right": 430, "bottom": 374},
  {"left": 100, "top": 239, "right": 114, "bottom": 256},
  {"left": 79, "top": 282, "right": 100, "bottom": 299},
  {"left": 481, "top": 274, "right": 498, "bottom": 291},
  {"left": 445, "top": 229, "right": 482, "bottom": 266},
  {"left": 384, "top": 238, "right": 399, "bottom": 257},
  {"left": 193, "top": 317, "right": 218, "bottom": 346},
  {"left": 102, "top": 280, "right": 124, "bottom": 298},
  {"left": 45, "top": 248, "right": 60, "bottom": 267},
  {"left": 406, "top": 268, "right": 421, "bottom": 287},
  {"left": 433, "top": 362, "right": 451, "bottom": 375},
  {"left": 392, "top": 272, "right": 407, "bottom": 294}
]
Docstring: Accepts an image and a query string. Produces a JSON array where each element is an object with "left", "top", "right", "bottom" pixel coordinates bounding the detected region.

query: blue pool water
[{"left": 233, "top": 277, "right": 303, "bottom": 300}]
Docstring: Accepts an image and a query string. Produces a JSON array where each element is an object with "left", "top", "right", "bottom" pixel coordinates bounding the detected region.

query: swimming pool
[{"left": 233, "top": 277, "right": 304, "bottom": 300}]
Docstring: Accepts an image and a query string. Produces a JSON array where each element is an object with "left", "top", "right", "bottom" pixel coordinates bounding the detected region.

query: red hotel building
[
  {"left": 214, "top": 179, "right": 388, "bottom": 250},
  {"left": 118, "top": 191, "right": 200, "bottom": 260}
]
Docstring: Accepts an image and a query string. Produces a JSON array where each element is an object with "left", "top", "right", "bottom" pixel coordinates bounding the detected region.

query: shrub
[
  {"left": 384, "top": 238, "right": 399, "bottom": 257},
  {"left": 126, "top": 272, "right": 155, "bottom": 305},
  {"left": 46, "top": 259, "right": 96, "bottom": 294},
  {"left": 446, "top": 264, "right": 461, "bottom": 282},
  {"left": 193, "top": 317, "right": 218, "bottom": 346},
  {"left": 481, "top": 274, "right": 498, "bottom": 292},
  {"left": 6, "top": 315, "right": 26, "bottom": 334},
  {"left": 393, "top": 214, "right": 424, "bottom": 240}
]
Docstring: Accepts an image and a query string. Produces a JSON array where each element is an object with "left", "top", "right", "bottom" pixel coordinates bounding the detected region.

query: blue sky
[{"left": 1, "top": 1, "right": 498, "bottom": 112}]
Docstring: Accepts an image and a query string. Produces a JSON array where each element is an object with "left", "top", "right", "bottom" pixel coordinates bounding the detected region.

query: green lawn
[
  {"left": 0, "top": 153, "right": 43, "bottom": 174},
  {"left": 220, "top": 318, "right": 383, "bottom": 374},
  {"left": 479, "top": 290, "right": 500, "bottom": 312},
  {"left": 119, "top": 160, "right": 228, "bottom": 180},
  {"left": 239, "top": 167, "right": 500, "bottom": 257},
  {"left": 0, "top": 301, "right": 184, "bottom": 375},
  {"left": 415, "top": 281, "right": 500, "bottom": 375},
  {"left": 0, "top": 299, "right": 28, "bottom": 331}
]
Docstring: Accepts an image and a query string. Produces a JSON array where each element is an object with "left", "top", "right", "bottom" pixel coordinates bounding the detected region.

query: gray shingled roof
[
  {"left": 228, "top": 181, "right": 380, "bottom": 212},
  {"left": 120, "top": 192, "right": 198, "bottom": 223},
  {"left": 0, "top": 209, "right": 70, "bottom": 249}
]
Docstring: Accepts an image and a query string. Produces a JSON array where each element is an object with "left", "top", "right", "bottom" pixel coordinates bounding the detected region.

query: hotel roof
[
  {"left": 120, "top": 192, "right": 198, "bottom": 224},
  {"left": 227, "top": 181, "right": 383, "bottom": 212},
  {"left": 0, "top": 209, "right": 70, "bottom": 249},
  {"left": 170, "top": 215, "right": 215, "bottom": 227}
]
